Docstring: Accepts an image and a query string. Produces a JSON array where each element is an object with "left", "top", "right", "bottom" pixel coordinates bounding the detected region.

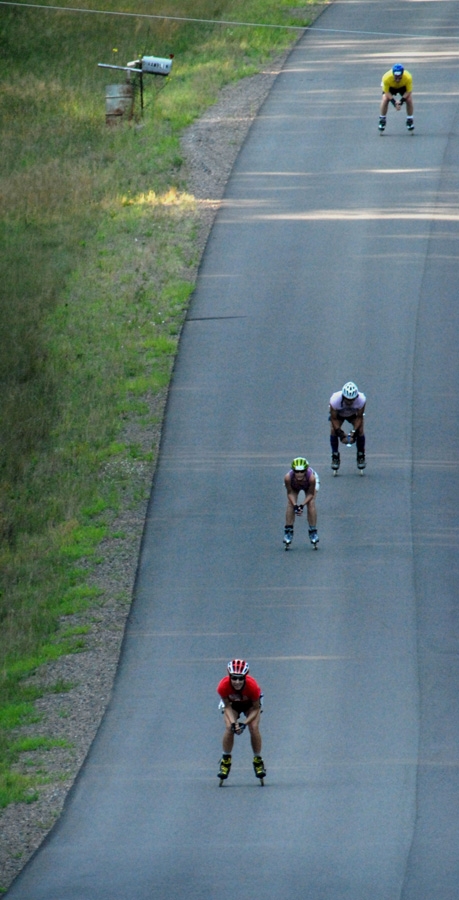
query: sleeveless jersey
[
  {"left": 330, "top": 391, "right": 366, "bottom": 418},
  {"left": 288, "top": 467, "right": 314, "bottom": 492}
]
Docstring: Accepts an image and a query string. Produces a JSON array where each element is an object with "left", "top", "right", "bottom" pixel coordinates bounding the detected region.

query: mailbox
[
  {"left": 98, "top": 53, "right": 173, "bottom": 119},
  {"left": 141, "top": 56, "right": 173, "bottom": 76}
]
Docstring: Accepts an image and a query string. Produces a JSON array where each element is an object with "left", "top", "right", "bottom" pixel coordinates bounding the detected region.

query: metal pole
[{"left": 97, "top": 63, "right": 142, "bottom": 73}]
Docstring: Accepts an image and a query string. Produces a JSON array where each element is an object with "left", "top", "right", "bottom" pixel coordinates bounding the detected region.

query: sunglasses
[{"left": 230, "top": 676, "right": 245, "bottom": 682}]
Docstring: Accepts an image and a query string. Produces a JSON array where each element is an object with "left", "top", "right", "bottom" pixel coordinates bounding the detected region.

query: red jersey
[{"left": 217, "top": 674, "right": 262, "bottom": 705}]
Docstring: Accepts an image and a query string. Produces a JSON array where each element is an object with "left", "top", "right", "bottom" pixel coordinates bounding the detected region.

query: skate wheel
[
  {"left": 313, "top": 544, "right": 318, "bottom": 550},
  {"left": 333, "top": 470, "right": 338, "bottom": 477},
  {"left": 219, "top": 778, "right": 225, "bottom": 787},
  {"left": 359, "top": 469, "right": 365, "bottom": 476},
  {"left": 259, "top": 778, "right": 264, "bottom": 786}
]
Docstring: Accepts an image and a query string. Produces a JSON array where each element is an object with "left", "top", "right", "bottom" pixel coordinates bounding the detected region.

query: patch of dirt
[{"left": 0, "top": 17, "right": 327, "bottom": 889}]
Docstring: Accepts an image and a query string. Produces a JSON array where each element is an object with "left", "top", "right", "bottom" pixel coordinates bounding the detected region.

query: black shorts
[
  {"left": 387, "top": 86, "right": 406, "bottom": 96},
  {"left": 231, "top": 700, "right": 253, "bottom": 716}
]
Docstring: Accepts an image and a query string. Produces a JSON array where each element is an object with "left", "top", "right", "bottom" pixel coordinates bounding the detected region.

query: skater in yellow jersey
[{"left": 379, "top": 64, "right": 414, "bottom": 132}]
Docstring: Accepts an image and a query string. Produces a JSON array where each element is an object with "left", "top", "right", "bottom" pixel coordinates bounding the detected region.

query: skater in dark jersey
[{"left": 283, "top": 457, "right": 319, "bottom": 548}]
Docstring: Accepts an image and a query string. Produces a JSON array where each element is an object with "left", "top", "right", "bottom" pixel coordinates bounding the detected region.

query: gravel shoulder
[{"left": 0, "top": 23, "right": 323, "bottom": 891}]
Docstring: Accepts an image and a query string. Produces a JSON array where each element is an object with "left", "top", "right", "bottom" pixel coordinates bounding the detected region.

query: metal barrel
[{"left": 105, "top": 83, "right": 134, "bottom": 125}]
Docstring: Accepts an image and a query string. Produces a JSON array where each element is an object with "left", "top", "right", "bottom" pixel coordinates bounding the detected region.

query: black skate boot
[
  {"left": 218, "top": 754, "right": 231, "bottom": 782},
  {"left": 331, "top": 451, "right": 340, "bottom": 473},
  {"left": 357, "top": 451, "right": 366, "bottom": 471},
  {"left": 406, "top": 117, "right": 414, "bottom": 131},
  {"left": 283, "top": 525, "right": 293, "bottom": 548},
  {"left": 378, "top": 115, "right": 386, "bottom": 132},
  {"left": 253, "top": 755, "right": 266, "bottom": 782},
  {"left": 309, "top": 527, "right": 319, "bottom": 548}
]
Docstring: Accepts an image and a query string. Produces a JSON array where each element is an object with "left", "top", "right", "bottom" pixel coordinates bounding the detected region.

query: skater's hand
[
  {"left": 231, "top": 721, "right": 245, "bottom": 735},
  {"left": 294, "top": 504, "right": 304, "bottom": 516}
]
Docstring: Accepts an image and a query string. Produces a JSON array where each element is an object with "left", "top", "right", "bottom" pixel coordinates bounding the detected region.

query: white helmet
[{"left": 342, "top": 381, "right": 359, "bottom": 400}]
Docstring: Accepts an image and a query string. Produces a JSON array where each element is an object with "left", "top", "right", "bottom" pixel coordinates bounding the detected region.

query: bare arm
[
  {"left": 329, "top": 406, "right": 347, "bottom": 440},
  {"left": 222, "top": 699, "right": 239, "bottom": 730},
  {"left": 284, "top": 472, "right": 298, "bottom": 508},
  {"left": 302, "top": 473, "right": 316, "bottom": 507},
  {"left": 351, "top": 403, "right": 366, "bottom": 434}
]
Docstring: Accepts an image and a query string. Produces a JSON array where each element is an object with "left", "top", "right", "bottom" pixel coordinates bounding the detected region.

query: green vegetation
[{"left": 0, "top": 0, "right": 324, "bottom": 807}]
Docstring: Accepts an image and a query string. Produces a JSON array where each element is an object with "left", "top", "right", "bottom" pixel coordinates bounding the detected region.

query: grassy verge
[{"left": 0, "top": 0, "right": 326, "bottom": 810}]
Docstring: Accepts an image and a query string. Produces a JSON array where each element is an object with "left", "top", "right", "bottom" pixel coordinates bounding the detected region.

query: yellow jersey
[{"left": 381, "top": 69, "right": 413, "bottom": 93}]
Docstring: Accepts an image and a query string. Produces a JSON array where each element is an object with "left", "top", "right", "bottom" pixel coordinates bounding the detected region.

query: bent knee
[{"left": 248, "top": 715, "right": 261, "bottom": 730}]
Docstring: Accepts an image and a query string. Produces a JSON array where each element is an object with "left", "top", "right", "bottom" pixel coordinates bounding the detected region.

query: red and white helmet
[{"left": 227, "top": 659, "right": 249, "bottom": 677}]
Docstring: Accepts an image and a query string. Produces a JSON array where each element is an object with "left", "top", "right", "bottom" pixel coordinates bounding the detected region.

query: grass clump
[{"left": 0, "top": 0, "right": 325, "bottom": 806}]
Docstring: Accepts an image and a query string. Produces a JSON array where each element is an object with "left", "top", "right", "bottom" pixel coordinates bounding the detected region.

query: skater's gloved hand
[
  {"left": 294, "top": 504, "right": 304, "bottom": 515},
  {"left": 231, "top": 722, "right": 245, "bottom": 734}
]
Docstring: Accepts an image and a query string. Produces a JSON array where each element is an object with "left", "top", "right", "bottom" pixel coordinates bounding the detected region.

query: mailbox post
[{"left": 98, "top": 55, "right": 173, "bottom": 122}]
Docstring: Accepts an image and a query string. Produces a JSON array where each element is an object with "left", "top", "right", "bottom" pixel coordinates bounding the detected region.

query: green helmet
[{"left": 291, "top": 457, "right": 309, "bottom": 471}]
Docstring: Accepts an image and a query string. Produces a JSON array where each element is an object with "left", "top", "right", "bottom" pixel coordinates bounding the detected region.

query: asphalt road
[{"left": 7, "top": 1, "right": 459, "bottom": 898}]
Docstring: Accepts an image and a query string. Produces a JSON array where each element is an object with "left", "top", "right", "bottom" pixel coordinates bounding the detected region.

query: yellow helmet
[{"left": 291, "top": 457, "right": 309, "bottom": 471}]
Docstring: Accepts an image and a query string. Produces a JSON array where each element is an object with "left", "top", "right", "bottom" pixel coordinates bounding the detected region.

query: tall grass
[{"left": 0, "top": 0, "right": 324, "bottom": 806}]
